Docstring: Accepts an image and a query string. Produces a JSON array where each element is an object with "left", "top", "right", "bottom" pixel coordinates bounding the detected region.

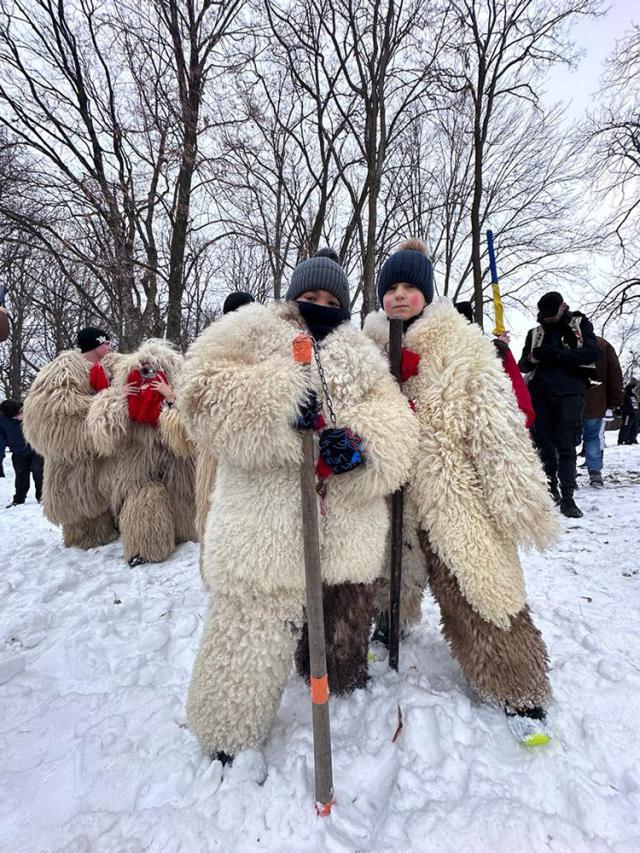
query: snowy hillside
[{"left": 1, "top": 442, "right": 639, "bottom": 853}]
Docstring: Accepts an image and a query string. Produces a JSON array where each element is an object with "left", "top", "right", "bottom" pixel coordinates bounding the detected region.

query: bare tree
[
  {"left": 586, "top": 23, "right": 640, "bottom": 323},
  {"left": 444, "top": 0, "right": 602, "bottom": 325}
]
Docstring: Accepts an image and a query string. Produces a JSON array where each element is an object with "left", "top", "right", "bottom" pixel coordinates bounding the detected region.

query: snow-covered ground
[{"left": 1, "top": 441, "right": 640, "bottom": 853}]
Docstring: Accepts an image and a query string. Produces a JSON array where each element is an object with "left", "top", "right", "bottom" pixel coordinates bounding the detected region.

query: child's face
[
  {"left": 382, "top": 283, "right": 425, "bottom": 320},
  {"left": 297, "top": 289, "right": 341, "bottom": 309}
]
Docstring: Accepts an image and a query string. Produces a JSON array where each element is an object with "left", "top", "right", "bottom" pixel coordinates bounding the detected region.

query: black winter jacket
[
  {"left": 518, "top": 311, "right": 601, "bottom": 397},
  {"left": 0, "top": 414, "right": 32, "bottom": 456}
]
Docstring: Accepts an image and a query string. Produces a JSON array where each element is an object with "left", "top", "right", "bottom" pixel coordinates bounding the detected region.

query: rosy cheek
[{"left": 410, "top": 294, "right": 422, "bottom": 307}]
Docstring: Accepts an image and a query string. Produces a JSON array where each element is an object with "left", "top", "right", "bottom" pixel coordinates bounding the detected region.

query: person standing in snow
[
  {"left": 518, "top": 292, "right": 601, "bottom": 518},
  {"left": 178, "top": 248, "right": 417, "bottom": 767},
  {"left": 618, "top": 381, "right": 640, "bottom": 445},
  {"left": 364, "top": 239, "right": 560, "bottom": 745},
  {"left": 22, "top": 327, "right": 119, "bottom": 549},
  {"left": 0, "top": 399, "right": 44, "bottom": 507},
  {"left": 86, "top": 339, "right": 197, "bottom": 567},
  {"left": 577, "top": 328, "right": 623, "bottom": 487}
]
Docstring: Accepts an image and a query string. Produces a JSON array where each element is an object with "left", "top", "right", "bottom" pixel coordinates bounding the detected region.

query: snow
[{"left": 1, "top": 442, "right": 640, "bottom": 853}]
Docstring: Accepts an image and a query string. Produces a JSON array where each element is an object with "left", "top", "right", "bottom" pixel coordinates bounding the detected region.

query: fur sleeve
[
  {"left": 86, "top": 385, "right": 129, "bottom": 457},
  {"left": 22, "top": 353, "right": 94, "bottom": 459},
  {"left": 158, "top": 406, "right": 196, "bottom": 458},
  {"left": 324, "top": 332, "right": 420, "bottom": 501},
  {"left": 176, "top": 314, "right": 308, "bottom": 471},
  {"left": 467, "top": 337, "right": 561, "bottom": 550},
  {"left": 335, "top": 376, "right": 418, "bottom": 500}
]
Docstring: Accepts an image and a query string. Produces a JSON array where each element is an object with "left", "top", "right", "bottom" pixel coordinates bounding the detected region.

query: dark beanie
[
  {"left": 377, "top": 239, "right": 434, "bottom": 306},
  {"left": 537, "top": 291, "right": 564, "bottom": 318},
  {"left": 223, "top": 291, "right": 255, "bottom": 314},
  {"left": 77, "top": 327, "right": 110, "bottom": 353},
  {"left": 285, "top": 248, "right": 350, "bottom": 313},
  {"left": 454, "top": 301, "right": 474, "bottom": 324}
]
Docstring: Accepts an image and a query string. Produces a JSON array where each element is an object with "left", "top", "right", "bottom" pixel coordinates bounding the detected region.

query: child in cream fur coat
[
  {"left": 365, "top": 239, "right": 561, "bottom": 746},
  {"left": 178, "top": 249, "right": 418, "bottom": 764}
]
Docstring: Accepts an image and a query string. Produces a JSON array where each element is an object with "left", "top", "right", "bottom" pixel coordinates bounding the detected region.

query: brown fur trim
[
  {"left": 295, "top": 582, "right": 375, "bottom": 695},
  {"left": 397, "top": 238, "right": 429, "bottom": 256},
  {"left": 164, "top": 456, "right": 197, "bottom": 544},
  {"left": 419, "top": 530, "right": 551, "bottom": 708},
  {"left": 120, "top": 482, "right": 176, "bottom": 563},
  {"left": 62, "top": 512, "right": 118, "bottom": 550}
]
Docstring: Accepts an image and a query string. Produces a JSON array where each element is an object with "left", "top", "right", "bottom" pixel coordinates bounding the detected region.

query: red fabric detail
[
  {"left": 408, "top": 399, "right": 416, "bottom": 412},
  {"left": 501, "top": 347, "right": 535, "bottom": 428},
  {"left": 400, "top": 348, "right": 421, "bottom": 383},
  {"left": 314, "top": 412, "right": 327, "bottom": 431},
  {"left": 315, "top": 456, "right": 333, "bottom": 481},
  {"left": 126, "top": 368, "right": 168, "bottom": 428},
  {"left": 89, "top": 362, "right": 110, "bottom": 393}
]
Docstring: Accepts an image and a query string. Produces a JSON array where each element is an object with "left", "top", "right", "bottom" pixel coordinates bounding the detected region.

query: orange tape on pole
[
  {"left": 310, "top": 675, "right": 329, "bottom": 704},
  {"left": 292, "top": 333, "right": 313, "bottom": 365}
]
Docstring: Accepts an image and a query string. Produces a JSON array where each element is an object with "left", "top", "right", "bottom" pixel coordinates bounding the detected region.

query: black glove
[
  {"left": 295, "top": 389, "right": 319, "bottom": 430},
  {"left": 319, "top": 427, "right": 364, "bottom": 474},
  {"left": 531, "top": 346, "right": 560, "bottom": 364}
]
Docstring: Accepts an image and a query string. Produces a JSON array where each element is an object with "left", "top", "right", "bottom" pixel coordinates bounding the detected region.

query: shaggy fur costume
[
  {"left": 364, "top": 301, "right": 559, "bottom": 707},
  {"left": 419, "top": 532, "right": 551, "bottom": 709},
  {"left": 295, "top": 582, "right": 376, "bottom": 694},
  {"left": 87, "top": 340, "right": 196, "bottom": 564},
  {"left": 22, "top": 350, "right": 119, "bottom": 549},
  {"left": 178, "top": 301, "right": 418, "bottom": 756},
  {"left": 364, "top": 302, "right": 560, "bottom": 629}
]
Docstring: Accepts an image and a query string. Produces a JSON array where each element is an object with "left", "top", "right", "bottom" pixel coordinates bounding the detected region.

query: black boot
[{"left": 560, "top": 493, "right": 583, "bottom": 518}]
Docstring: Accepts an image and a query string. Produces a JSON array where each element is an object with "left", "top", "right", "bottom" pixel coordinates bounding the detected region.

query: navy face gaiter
[{"left": 295, "top": 300, "right": 350, "bottom": 341}]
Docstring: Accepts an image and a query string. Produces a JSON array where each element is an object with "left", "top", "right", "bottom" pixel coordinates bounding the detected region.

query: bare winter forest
[{"left": 0, "top": 0, "right": 639, "bottom": 395}]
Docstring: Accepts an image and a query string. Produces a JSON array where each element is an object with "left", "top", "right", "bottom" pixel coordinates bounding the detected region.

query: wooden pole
[
  {"left": 388, "top": 318, "right": 404, "bottom": 672},
  {"left": 292, "top": 334, "right": 334, "bottom": 815}
]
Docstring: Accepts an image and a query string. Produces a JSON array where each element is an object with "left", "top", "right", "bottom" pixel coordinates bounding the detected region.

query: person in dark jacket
[
  {"left": 0, "top": 399, "right": 44, "bottom": 507},
  {"left": 579, "top": 331, "right": 623, "bottom": 487},
  {"left": 518, "top": 292, "right": 601, "bottom": 518},
  {"left": 618, "top": 382, "right": 640, "bottom": 445}
]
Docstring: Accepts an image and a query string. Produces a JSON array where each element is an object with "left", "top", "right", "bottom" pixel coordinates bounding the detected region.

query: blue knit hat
[
  {"left": 286, "top": 248, "right": 350, "bottom": 313},
  {"left": 377, "top": 239, "right": 434, "bottom": 306}
]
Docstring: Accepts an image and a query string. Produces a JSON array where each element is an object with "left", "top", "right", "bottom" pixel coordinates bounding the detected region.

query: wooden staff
[
  {"left": 388, "top": 317, "right": 404, "bottom": 671},
  {"left": 292, "top": 333, "right": 334, "bottom": 816}
]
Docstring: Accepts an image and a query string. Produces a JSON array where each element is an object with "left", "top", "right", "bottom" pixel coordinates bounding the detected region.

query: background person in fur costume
[
  {"left": 364, "top": 239, "right": 561, "bottom": 746},
  {"left": 22, "top": 327, "right": 119, "bottom": 549},
  {"left": 178, "top": 249, "right": 417, "bottom": 769},
  {"left": 87, "top": 339, "right": 197, "bottom": 567}
]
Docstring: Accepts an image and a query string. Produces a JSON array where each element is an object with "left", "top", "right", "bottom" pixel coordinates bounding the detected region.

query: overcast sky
[{"left": 544, "top": 0, "right": 637, "bottom": 120}]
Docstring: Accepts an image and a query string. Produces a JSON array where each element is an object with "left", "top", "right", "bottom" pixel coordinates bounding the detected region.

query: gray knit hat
[{"left": 285, "top": 248, "right": 350, "bottom": 313}]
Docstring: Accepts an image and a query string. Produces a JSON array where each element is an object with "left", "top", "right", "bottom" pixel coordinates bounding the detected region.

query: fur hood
[
  {"left": 106, "top": 339, "right": 184, "bottom": 387},
  {"left": 364, "top": 301, "right": 560, "bottom": 628},
  {"left": 87, "top": 340, "right": 188, "bottom": 458}
]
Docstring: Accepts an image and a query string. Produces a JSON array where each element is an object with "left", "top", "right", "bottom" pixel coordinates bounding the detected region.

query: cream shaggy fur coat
[
  {"left": 178, "top": 301, "right": 418, "bottom": 754},
  {"left": 364, "top": 300, "right": 560, "bottom": 629},
  {"left": 22, "top": 350, "right": 116, "bottom": 537},
  {"left": 180, "top": 301, "right": 419, "bottom": 595},
  {"left": 86, "top": 340, "right": 197, "bottom": 563}
]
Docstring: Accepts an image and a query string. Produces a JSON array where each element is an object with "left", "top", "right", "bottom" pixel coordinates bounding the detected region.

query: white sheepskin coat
[
  {"left": 364, "top": 300, "right": 561, "bottom": 629},
  {"left": 178, "top": 301, "right": 419, "bottom": 596}
]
